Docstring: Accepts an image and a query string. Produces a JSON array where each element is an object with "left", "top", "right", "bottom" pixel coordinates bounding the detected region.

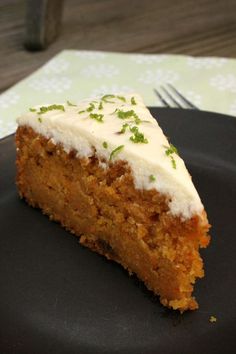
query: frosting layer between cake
[{"left": 17, "top": 93, "right": 203, "bottom": 219}]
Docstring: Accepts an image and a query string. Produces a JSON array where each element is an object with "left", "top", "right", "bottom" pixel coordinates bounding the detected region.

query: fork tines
[{"left": 154, "top": 84, "right": 198, "bottom": 110}]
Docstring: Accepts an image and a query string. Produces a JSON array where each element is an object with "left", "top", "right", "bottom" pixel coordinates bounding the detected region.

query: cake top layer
[{"left": 17, "top": 93, "right": 204, "bottom": 219}]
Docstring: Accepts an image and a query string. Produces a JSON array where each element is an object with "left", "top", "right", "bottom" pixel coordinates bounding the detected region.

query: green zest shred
[
  {"left": 129, "top": 126, "right": 148, "bottom": 144},
  {"left": 67, "top": 100, "right": 77, "bottom": 107},
  {"left": 86, "top": 102, "right": 95, "bottom": 112},
  {"left": 149, "top": 175, "right": 156, "bottom": 182},
  {"left": 164, "top": 143, "right": 179, "bottom": 169},
  {"left": 98, "top": 101, "right": 103, "bottom": 110},
  {"left": 165, "top": 143, "right": 179, "bottom": 156},
  {"left": 120, "top": 123, "right": 129, "bottom": 134},
  {"left": 38, "top": 117, "right": 42, "bottom": 123},
  {"left": 131, "top": 96, "right": 137, "bottom": 105},
  {"left": 170, "top": 156, "right": 176, "bottom": 169},
  {"left": 78, "top": 110, "right": 85, "bottom": 114},
  {"left": 117, "top": 109, "right": 134, "bottom": 119},
  {"left": 117, "top": 95, "right": 126, "bottom": 102},
  {"left": 101, "top": 94, "right": 116, "bottom": 103},
  {"left": 38, "top": 104, "right": 65, "bottom": 114},
  {"left": 103, "top": 141, "right": 108, "bottom": 149},
  {"left": 29, "top": 108, "right": 36, "bottom": 112},
  {"left": 89, "top": 113, "right": 104, "bottom": 122},
  {"left": 109, "top": 145, "right": 124, "bottom": 161},
  {"left": 101, "top": 94, "right": 127, "bottom": 104},
  {"left": 116, "top": 109, "right": 141, "bottom": 124},
  {"left": 134, "top": 115, "right": 141, "bottom": 125}
]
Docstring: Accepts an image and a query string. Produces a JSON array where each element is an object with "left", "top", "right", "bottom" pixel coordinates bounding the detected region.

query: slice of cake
[{"left": 16, "top": 93, "right": 210, "bottom": 312}]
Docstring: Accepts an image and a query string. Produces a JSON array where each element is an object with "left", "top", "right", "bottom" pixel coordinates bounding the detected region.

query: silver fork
[{"left": 154, "top": 84, "right": 199, "bottom": 110}]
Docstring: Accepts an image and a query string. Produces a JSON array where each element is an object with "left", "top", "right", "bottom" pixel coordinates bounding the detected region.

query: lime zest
[
  {"left": 101, "top": 94, "right": 116, "bottom": 103},
  {"left": 67, "top": 100, "right": 77, "bottom": 107},
  {"left": 131, "top": 96, "right": 137, "bottom": 105},
  {"left": 109, "top": 145, "right": 124, "bottom": 161},
  {"left": 86, "top": 102, "right": 95, "bottom": 112},
  {"left": 129, "top": 126, "right": 148, "bottom": 144},
  {"left": 164, "top": 143, "right": 179, "bottom": 169},
  {"left": 89, "top": 113, "right": 104, "bottom": 122},
  {"left": 120, "top": 123, "right": 129, "bottom": 134},
  {"left": 38, "top": 104, "right": 65, "bottom": 114},
  {"left": 149, "top": 175, "right": 156, "bottom": 182},
  {"left": 117, "top": 95, "right": 126, "bottom": 102}
]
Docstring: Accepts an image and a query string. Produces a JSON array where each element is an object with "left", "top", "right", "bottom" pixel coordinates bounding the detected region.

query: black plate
[{"left": 1, "top": 108, "right": 236, "bottom": 354}]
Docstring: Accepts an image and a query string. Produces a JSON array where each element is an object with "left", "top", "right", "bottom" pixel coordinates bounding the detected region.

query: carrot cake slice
[{"left": 16, "top": 93, "right": 210, "bottom": 312}]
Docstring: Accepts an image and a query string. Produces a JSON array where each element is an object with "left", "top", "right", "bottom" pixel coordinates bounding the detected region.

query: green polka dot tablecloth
[{"left": 1, "top": 49, "right": 236, "bottom": 139}]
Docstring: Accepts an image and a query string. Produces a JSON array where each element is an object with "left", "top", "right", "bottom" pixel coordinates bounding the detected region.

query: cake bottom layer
[{"left": 16, "top": 126, "right": 210, "bottom": 312}]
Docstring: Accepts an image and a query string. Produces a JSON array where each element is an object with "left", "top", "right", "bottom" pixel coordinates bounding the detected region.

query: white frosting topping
[{"left": 17, "top": 93, "right": 204, "bottom": 219}]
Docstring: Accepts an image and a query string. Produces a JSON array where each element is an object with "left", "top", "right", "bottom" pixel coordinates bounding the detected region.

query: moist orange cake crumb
[{"left": 15, "top": 94, "right": 210, "bottom": 312}]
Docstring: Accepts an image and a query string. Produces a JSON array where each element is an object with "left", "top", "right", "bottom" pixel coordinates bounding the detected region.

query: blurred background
[{"left": 1, "top": 0, "right": 236, "bottom": 94}]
